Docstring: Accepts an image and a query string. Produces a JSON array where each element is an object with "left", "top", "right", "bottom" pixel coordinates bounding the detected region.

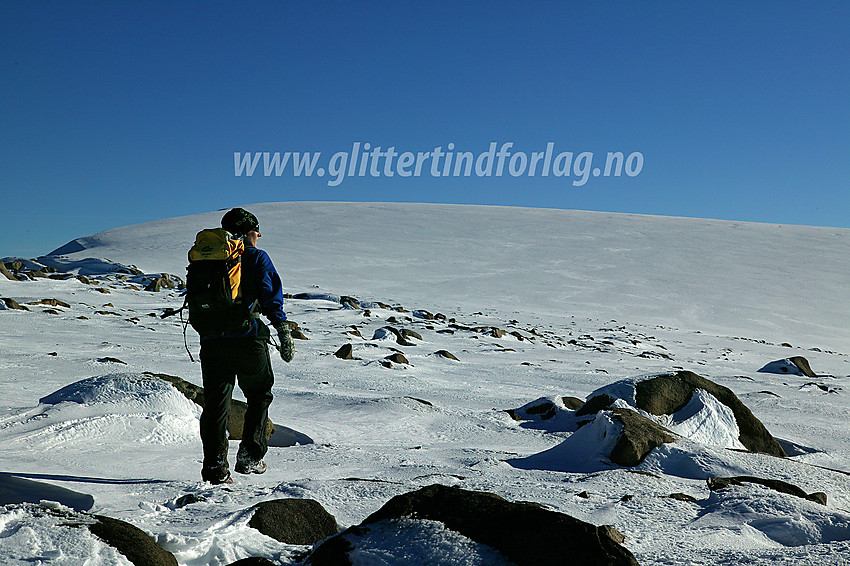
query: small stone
[
  {"left": 334, "top": 344, "right": 354, "bottom": 360},
  {"left": 2, "top": 298, "right": 29, "bottom": 311},
  {"left": 434, "top": 350, "right": 459, "bottom": 361},
  {"left": 385, "top": 353, "right": 410, "bottom": 365}
]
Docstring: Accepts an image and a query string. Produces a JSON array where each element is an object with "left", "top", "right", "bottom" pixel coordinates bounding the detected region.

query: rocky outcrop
[
  {"left": 578, "top": 371, "right": 786, "bottom": 457},
  {"left": 248, "top": 498, "right": 339, "bottom": 545},
  {"left": 707, "top": 476, "right": 827, "bottom": 505},
  {"left": 307, "top": 484, "right": 638, "bottom": 566}
]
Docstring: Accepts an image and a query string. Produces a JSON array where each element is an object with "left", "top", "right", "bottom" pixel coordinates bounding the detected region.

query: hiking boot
[
  {"left": 235, "top": 459, "right": 267, "bottom": 475},
  {"left": 202, "top": 466, "right": 232, "bottom": 485},
  {"left": 204, "top": 471, "right": 233, "bottom": 485}
]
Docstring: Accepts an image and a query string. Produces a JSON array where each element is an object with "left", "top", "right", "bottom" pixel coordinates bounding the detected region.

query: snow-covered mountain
[{"left": 2, "top": 202, "right": 850, "bottom": 565}]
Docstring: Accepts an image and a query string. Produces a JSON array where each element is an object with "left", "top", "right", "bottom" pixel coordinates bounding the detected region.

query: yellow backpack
[{"left": 186, "top": 229, "right": 252, "bottom": 336}]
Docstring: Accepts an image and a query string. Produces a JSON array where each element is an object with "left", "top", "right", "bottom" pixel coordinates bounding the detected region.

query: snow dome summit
[{"left": 234, "top": 142, "right": 644, "bottom": 188}]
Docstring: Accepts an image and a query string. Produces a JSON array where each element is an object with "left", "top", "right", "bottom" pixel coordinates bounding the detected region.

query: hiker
[{"left": 196, "top": 207, "right": 294, "bottom": 484}]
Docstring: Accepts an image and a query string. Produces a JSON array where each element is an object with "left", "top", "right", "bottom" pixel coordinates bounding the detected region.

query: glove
[{"left": 275, "top": 324, "right": 294, "bottom": 362}]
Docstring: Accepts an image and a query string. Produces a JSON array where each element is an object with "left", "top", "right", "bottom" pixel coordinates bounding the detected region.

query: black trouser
[{"left": 199, "top": 332, "right": 274, "bottom": 480}]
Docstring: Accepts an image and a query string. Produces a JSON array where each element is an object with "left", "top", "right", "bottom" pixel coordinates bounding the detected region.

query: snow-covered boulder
[
  {"left": 0, "top": 503, "right": 177, "bottom": 566},
  {"left": 306, "top": 484, "right": 638, "bottom": 566},
  {"left": 758, "top": 356, "right": 818, "bottom": 378},
  {"left": 577, "top": 371, "right": 786, "bottom": 457},
  {"left": 509, "top": 407, "right": 675, "bottom": 471}
]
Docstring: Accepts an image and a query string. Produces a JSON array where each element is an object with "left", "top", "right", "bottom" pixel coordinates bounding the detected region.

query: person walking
[{"left": 197, "top": 207, "right": 294, "bottom": 484}]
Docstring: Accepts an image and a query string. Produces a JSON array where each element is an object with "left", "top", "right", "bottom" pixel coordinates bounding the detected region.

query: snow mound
[
  {"left": 9, "top": 374, "right": 201, "bottom": 449},
  {"left": 0, "top": 504, "right": 132, "bottom": 566},
  {"left": 697, "top": 485, "right": 850, "bottom": 547},
  {"left": 509, "top": 411, "right": 623, "bottom": 473},
  {"left": 658, "top": 389, "right": 746, "bottom": 450},
  {"left": 345, "top": 517, "right": 515, "bottom": 565}
]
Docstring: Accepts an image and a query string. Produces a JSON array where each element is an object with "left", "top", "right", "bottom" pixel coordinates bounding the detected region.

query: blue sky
[{"left": 2, "top": 1, "right": 849, "bottom": 257}]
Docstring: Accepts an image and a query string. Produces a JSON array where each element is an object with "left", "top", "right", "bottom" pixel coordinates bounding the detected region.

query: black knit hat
[{"left": 221, "top": 208, "right": 259, "bottom": 236}]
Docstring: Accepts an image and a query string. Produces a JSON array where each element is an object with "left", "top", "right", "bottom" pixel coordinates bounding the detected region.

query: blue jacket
[{"left": 200, "top": 245, "right": 287, "bottom": 340}]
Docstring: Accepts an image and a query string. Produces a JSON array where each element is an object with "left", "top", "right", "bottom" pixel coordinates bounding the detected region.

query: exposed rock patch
[
  {"left": 248, "top": 498, "right": 339, "bottom": 545},
  {"left": 707, "top": 476, "right": 827, "bottom": 505},
  {"left": 608, "top": 408, "right": 676, "bottom": 467}
]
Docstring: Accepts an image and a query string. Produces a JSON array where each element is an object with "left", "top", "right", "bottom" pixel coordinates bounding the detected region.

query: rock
[
  {"left": 334, "top": 344, "right": 354, "bottom": 360},
  {"left": 27, "top": 298, "right": 71, "bottom": 308},
  {"left": 372, "top": 326, "right": 415, "bottom": 346},
  {"left": 227, "top": 559, "right": 277, "bottom": 566},
  {"left": 2, "top": 298, "right": 30, "bottom": 311},
  {"left": 608, "top": 408, "right": 675, "bottom": 467},
  {"left": 400, "top": 328, "right": 422, "bottom": 341},
  {"left": 562, "top": 396, "right": 585, "bottom": 410},
  {"left": 0, "top": 262, "right": 16, "bottom": 281},
  {"left": 146, "top": 372, "right": 275, "bottom": 441},
  {"left": 340, "top": 296, "right": 360, "bottom": 309},
  {"left": 412, "top": 309, "right": 435, "bottom": 320},
  {"left": 89, "top": 514, "right": 178, "bottom": 566},
  {"left": 514, "top": 399, "right": 558, "bottom": 420},
  {"left": 758, "top": 356, "right": 818, "bottom": 378},
  {"left": 172, "top": 493, "right": 207, "bottom": 508},
  {"left": 145, "top": 274, "right": 177, "bottom": 292},
  {"left": 248, "top": 498, "right": 339, "bottom": 545},
  {"left": 668, "top": 493, "right": 700, "bottom": 502},
  {"left": 307, "top": 484, "right": 639, "bottom": 566},
  {"left": 474, "top": 326, "right": 507, "bottom": 338},
  {"left": 97, "top": 357, "right": 127, "bottom": 364},
  {"left": 434, "top": 349, "right": 459, "bottom": 361},
  {"left": 95, "top": 287, "right": 111, "bottom": 294},
  {"left": 385, "top": 353, "right": 409, "bottom": 365},
  {"left": 77, "top": 274, "right": 91, "bottom": 284},
  {"left": 579, "top": 371, "right": 787, "bottom": 458},
  {"left": 707, "top": 476, "right": 827, "bottom": 505}
]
